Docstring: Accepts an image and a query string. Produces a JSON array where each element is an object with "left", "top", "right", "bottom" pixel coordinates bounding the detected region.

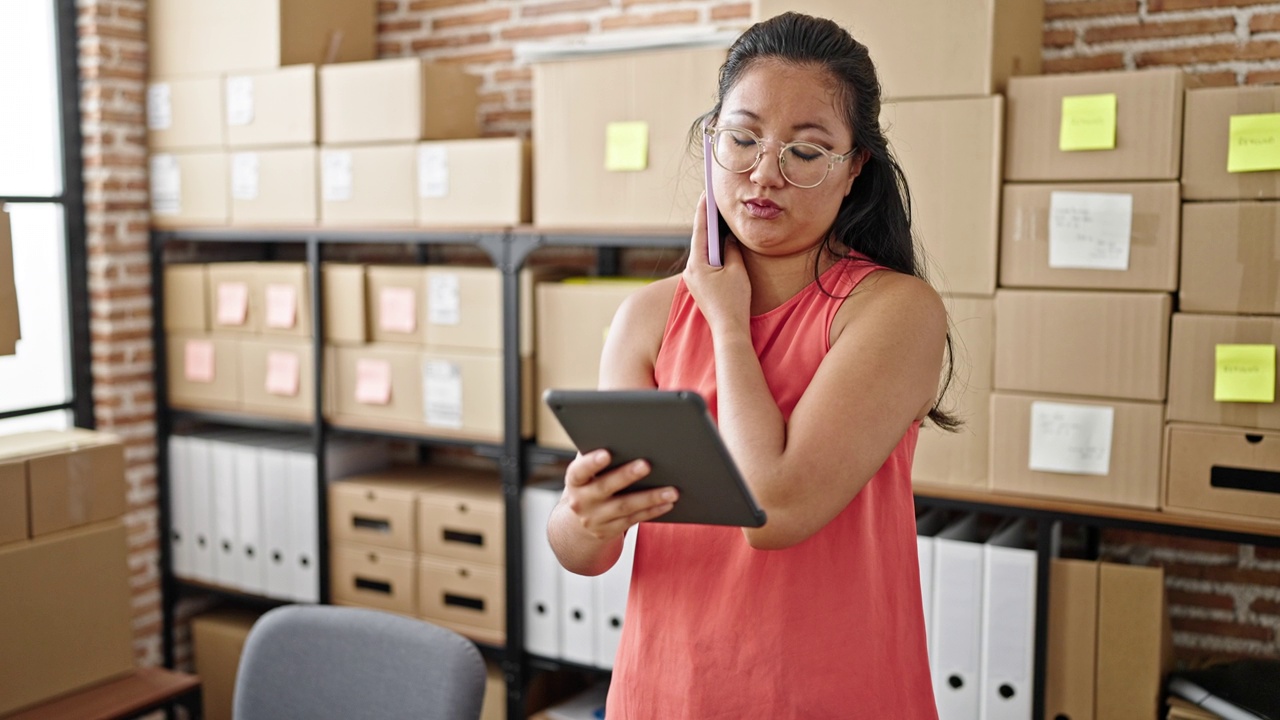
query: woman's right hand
[{"left": 560, "top": 449, "right": 679, "bottom": 541}]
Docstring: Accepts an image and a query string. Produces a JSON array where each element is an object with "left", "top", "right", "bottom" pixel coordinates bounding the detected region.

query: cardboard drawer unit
[
  {"left": 1167, "top": 313, "right": 1280, "bottom": 430},
  {"left": 1165, "top": 424, "right": 1280, "bottom": 526},
  {"left": 416, "top": 473, "right": 504, "bottom": 567},
  {"left": 329, "top": 470, "right": 447, "bottom": 552},
  {"left": 417, "top": 555, "right": 505, "bottom": 645},
  {"left": 330, "top": 543, "right": 417, "bottom": 617}
]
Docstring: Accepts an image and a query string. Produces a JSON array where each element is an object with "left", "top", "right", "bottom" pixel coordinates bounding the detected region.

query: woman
[{"left": 548, "top": 12, "right": 952, "bottom": 718}]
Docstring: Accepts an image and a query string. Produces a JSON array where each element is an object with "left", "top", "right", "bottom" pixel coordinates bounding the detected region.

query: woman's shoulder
[
  {"left": 831, "top": 267, "right": 946, "bottom": 344},
  {"left": 610, "top": 274, "right": 682, "bottom": 339}
]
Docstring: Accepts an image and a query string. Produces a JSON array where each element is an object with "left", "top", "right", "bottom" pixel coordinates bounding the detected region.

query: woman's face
[{"left": 713, "top": 59, "right": 863, "bottom": 259}]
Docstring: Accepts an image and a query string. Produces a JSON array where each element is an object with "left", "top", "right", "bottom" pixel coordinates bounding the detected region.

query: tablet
[{"left": 543, "top": 389, "right": 767, "bottom": 528}]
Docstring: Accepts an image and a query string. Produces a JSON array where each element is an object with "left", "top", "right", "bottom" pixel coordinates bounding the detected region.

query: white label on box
[
  {"left": 231, "top": 152, "right": 260, "bottom": 200},
  {"left": 423, "top": 360, "right": 463, "bottom": 429},
  {"left": 428, "top": 273, "right": 460, "bottom": 326},
  {"left": 147, "top": 83, "right": 172, "bottom": 130},
  {"left": 1028, "top": 401, "right": 1114, "bottom": 476},
  {"left": 1048, "top": 191, "right": 1133, "bottom": 271},
  {"left": 322, "top": 150, "right": 354, "bottom": 202},
  {"left": 226, "top": 76, "right": 255, "bottom": 127},
  {"left": 417, "top": 145, "right": 449, "bottom": 199},
  {"left": 150, "top": 154, "right": 181, "bottom": 216}
]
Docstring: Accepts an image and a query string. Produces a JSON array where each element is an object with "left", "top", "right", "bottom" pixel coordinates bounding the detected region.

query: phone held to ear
[{"left": 703, "top": 128, "right": 727, "bottom": 267}]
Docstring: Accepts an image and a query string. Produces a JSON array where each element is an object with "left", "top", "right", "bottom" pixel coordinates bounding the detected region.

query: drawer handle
[
  {"left": 444, "top": 593, "right": 484, "bottom": 612},
  {"left": 1211, "top": 465, "right": 1280, "bottom": 495},
  {"left": 353, "top": 516, "right": 391, "bottom": 533},
  {"left": 443, "top": 529, "right": 484, "bottom": 547},
  {"left": 355, "top": 577, "right": 392, "bottom": 595}
]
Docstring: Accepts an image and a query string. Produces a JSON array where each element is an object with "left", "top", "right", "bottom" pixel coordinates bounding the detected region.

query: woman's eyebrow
[{"left": 723, "top": 109, "right": 833, "bottom": 136}]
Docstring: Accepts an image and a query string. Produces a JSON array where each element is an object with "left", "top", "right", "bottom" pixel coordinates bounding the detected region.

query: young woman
[{"left": 547, "top": 12, "right": 952, "bottom": 718}]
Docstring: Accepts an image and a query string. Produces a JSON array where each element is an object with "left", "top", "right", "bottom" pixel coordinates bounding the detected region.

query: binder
[
  {"left": 259, "top": 445, "right": 293, "bottom": 600},
  {"left": 931, "top": 513, "right": 985, "bottom": 720},
  {"left": 916, "top": 508, "right": 949, "bottom": 658},
  {"left": 594, "top": 525, "right": 636, "bottom": 669},
  {"left": 560, "top": 564, "right": 596, "bottom": 666},
  {"left": 167, "top": 435, "right": 194, "bottom": 579},
  {"left": 979, "top": 518, "right": 1036, "bottom": 720},
  {"left": 287, "top": 450, "right": 320, "bottom": 603},
  {"left": 233, "top": 442, "right": 266, "bottom": 594},
  {"left": 209, "top": 438, "right": 240, "bottom": 587},
  {"left": 522, "top": 480, "right": 562, "bottom": 659},
  {"left": 186, "top": 435, "right": 216, "bottom": 583}
]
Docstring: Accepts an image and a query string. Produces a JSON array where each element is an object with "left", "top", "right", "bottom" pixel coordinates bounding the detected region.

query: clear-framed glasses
[{"left": 704, "top": 125, "right": 855, "bottom": 189}]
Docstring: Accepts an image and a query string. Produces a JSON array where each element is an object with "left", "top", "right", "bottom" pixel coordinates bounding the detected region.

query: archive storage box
[
  {"left": 150, "top": 151, "right": 229, "bottom": 228},
  {"left": 416, "top": 138, "right": 532, "bottom": 228},
  {"left": 222, "top": 64, "right": 318, "bottom": 148},
  {"left": 163, "top": 264, "right": 209, "bottom": 333},
  {"left": 322, "top": 263, "right": 368, "bottom": 345},
  {"left": 1167, "top": 313, "right": 1280, "bottom": 431},
  {"left": 229, "top": 148, "right": 318, "bottom": 227},
  {"left": 168, "top": 333, "right": 242, "bottom": 412},
  {"left": 146, "top": 76, "right": 224, "bottom": 151},
  {"left": 1164, "top": 424, "right": 1280, "bottom": 526},
  {"left": 1180, "top": 202, "right": 1280, "bottom": 315},
  {"left": 207, "top": 263, "right": 263, "bottom": 335},
  {"left": 319, "top": 58, "right": 480, "bottom": 145},
  {"left": 1183, "top": 86, "right": 1280, "bottom": 200},
  {"left": 320, "top": 145, "right": 417, "bottom": 227},
  {"left": 237, "top": 338, "right": 314, "bottom": 421}
]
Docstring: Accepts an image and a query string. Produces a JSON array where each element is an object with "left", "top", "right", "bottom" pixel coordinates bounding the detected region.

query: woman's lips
[{"left": 744, "top": 198, "right": 782, "bottom": 220}]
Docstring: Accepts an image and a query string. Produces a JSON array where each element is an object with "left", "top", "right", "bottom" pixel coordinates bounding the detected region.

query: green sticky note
[
  {"left": 605, "top": 121, "right": 648, "bottom": 172},
  {"left": 1215, "top": 344, "right": 1276, "bottom": 403},
  {"left": 1227, "top": 113, "right": 1280, "bottom": 173},
  {"left": 1059, "top": 94, "right": 1117, "bottom": 152}
]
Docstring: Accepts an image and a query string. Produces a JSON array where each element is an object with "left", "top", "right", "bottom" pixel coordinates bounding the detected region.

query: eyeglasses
[{"left": 704, "top": 125, "right": 855, "bottom": 189}]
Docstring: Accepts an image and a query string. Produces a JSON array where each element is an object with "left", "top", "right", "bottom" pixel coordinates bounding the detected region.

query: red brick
[
  {"left": 377, "top": 40, "right": 406, "bottom": 56},
  {"left": 711, "top": 3, "right": 751, "bottom": 21},
  {"left": 1255, "top": 545, "right": 1280, "bottom": 561},
  {"left": 1151, "top": 0, "right": 1275, "bottom": 10},
  {"left": 1044, "top": 0, "right": 1139, "bottom": 20},
  {"left": 1247, "top": 69, "right": 1280, "bottom": 85},
  {"left": 500, "top": 20, "right": 591, "bottom": 40},
  {"left": 378, "top": 19, "right": 423, "bottom": 33},
  {"left": 601, "top": 9, "right": 700, "bottom": 30},
  {"left": 409, "top": 0, "right": 482, "bottom": 8},
  {"left": 1253, "top": 12, "right": 1280, "bottom": 33},
  {"left": 410, "top": 32, "right": 492, "bottom": 52},
  {"left": 1084, "top": 17, "right": 1235, "bottom": 43},
  {"left": 521, "top": 0, "right": 611, "bottom": 17},
  {"left": 1102, "top": 530, "right": 1241, "bottom": 558},
  {"left": 1161, "top": 563, "right": 1280, "bottom": 585},
  {"left": 1251, "top": 597, "right": 1280, "bottom": 615},
  {"left": 483, "top": 109, "right": 533, "bottom": 124},
  {"left": 1043, "top": 53, "right": 1127, "bottom": 73},
  {"left": 1044, "top": 28, "right": 1077, "bottom": 49},
  {"left": 432, "top": 8, "right": 511, "bottom": 29},
  {"left": 1168, "top": 588, "right": 1237, "bottom": 612},
  {"left": 495, "top": 68, "right": 533, "bottom": 83},
  {"left": 378, "top": 1, "right": 401, "bottom": 13},
  {"left": 1173, "top": 617, "right": 1275, "bottom": 643},
  {"left": 1138, "top": 40, "right": 1280, "bottom": 66},
  {"left": 433, "top": 48, "right": 515, "bottom": 64}
]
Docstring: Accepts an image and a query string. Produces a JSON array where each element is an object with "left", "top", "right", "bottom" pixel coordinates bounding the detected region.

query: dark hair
[{"left": 693, "top": 12, "right": 959, "bottom": 430}]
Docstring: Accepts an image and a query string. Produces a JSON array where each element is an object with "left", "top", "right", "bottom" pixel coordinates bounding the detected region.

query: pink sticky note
[
  {"left": 378, "top": 287, "right": 417, "bottom": 334},
  {"left": 265, "top": 283, "right": 298, "bottom": 330},
  {"left": 216, "top": 281, "right": 250, "bottom": 326},
  {"left": 265, "top": 350, "right": 301, "bottom": 397},
  {"left": 184, "top": 340, "right": 215, "bottom": 383},
  {"left": 354, "top": 358, "right": 392, "bottom": 405}
]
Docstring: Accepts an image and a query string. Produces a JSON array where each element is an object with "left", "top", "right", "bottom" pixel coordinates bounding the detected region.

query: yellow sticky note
[
  {"left": 1227, "top": 113, "right": 1280, "bottom": 173},
  {"left": 605, "top": 121, "right": 648, "bottom": 172},
  {"left": 1215, "top": 344, "right": 1276, "bottom": 403},
  {"left": 1059, "top": 94, "right": 1117, "bottom": 152}
]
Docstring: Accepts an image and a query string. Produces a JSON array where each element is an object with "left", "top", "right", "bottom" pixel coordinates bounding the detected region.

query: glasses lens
[
  {"left": 780, "top": 143, "right": 830, "bottom": 188},
  {"left": 713, "top": 128, "right": 760, "bottom": 173}
]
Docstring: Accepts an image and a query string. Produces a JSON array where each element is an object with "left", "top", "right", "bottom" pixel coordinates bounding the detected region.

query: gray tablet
[{"left": 543, "top": 389, "right": 767, "bottom": 528}]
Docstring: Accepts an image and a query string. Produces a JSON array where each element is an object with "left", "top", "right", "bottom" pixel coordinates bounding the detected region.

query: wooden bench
[{"left": 4, "top": 667, "right": 201, "bottom": 720}]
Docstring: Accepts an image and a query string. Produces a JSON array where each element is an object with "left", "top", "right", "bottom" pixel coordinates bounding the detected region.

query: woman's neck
[{"left": 741, "top": 243, "right": 839, "bottom": 316}]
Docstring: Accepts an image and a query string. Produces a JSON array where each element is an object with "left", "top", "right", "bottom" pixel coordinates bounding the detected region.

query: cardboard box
[
  {"left": 0, "top": 457, "right": 26, "bottom": 545},
  {"left": 755, "top": 0, "right": 1041, "bottom": 100},
  {"left": 480, "top": 662, "right": 506, "bottom": 720},
  {"left": 254, "top": 262, "right": 312, "bottom": 337},
  {"left": 1180, "top": 202, "right": 1280, "bottom": 315},
  {"left": 1164, "top": 423, "right": 1280, "bottom": 526},
  {"left": 994, "top": 290, "right": 1171, "bottom": 402},
  {"left": 418, "top": 555, "right": 504, "bottom": 645},
  {"left": 191, "top": 610, "right": 260, "bottom": 720},
  {"left": 0, "top": 430, "right": 126, "bottom": 539},
  {"left": 1183, "top": 85, "right": 1280, "bottom": 201},
  {"left": 366, "top": 265, "right": 428, "bottom": 345},
  {"left": 319, "top": 144, "right": 416, "bottom": 227},
  {"left": 163, "top": 263, "right": 208, "bottom": 332},
  {"left": 149, "top": 0, "right": 376, "bottom": 78},
  {"left": 417, "top": 138, "right": 531, "bottom": 228},
  {"left": 223, "top": 64, "right": 317, "bottom": 148},
  {"left": 328, "top": 343, "right": 424, "bottom": 429},
  {"left": 913, "top": 296, "right": 995, "bottom": 489},
  {"left": 0, "top": 520, "right": 134, "bottom": 716},
  {"left": 229, "top": 148, "right": 318, "bottom": 227},
  {"left": 1045, "top": 559, "right": 1098, "bottom": 720},
  {"left": 1095, "top": 563, "right": 1172, "bottom": 720},
  {"left": 0, "top": 208, "right": 18, "bottom": 356},
  {"left": 147, "top": 76, "right": 224, "bottom": 151},
  {"left": 322, "top": 263, "right": 366, "bottom": 345},
  {"left": 999, "top": 182, "right": 1181, "bottom": 292},
  {"left": 1167, "top": 313, "right": 1280, "bottom": 430},
  {"left": 1004, "top": 69, "right": 1185, "bottom": 182},
  {"left": 150, "top": 151, "right": 229, "bottom": 228},
  {"left": 535, "top": 279, "right": 650, "bottom": 449},
  {"left": 420, "top": 349, "right": 512, "bottom": 443},
  {"left": 319, "top": 58, "right": 480, "bottom": 144},
  {"left": 989, "top": 392, "right": 1165, "bottom": 509},
  {"left": 207, "top": 263, "right": 261, "bottom": 334},
  {"left": 167, "top": 333, "right": 241, "bottom": 412},
  {"left": 417, "top": 471, "right": 504, "bottom": 566},
  {"left": 329, "top": 468, "right": 445, "bottom": 552},
  {"left": 331, "top": 542, "right": 417, "bottom": 616},
  {"left": 238, "top": 338, "right": 313, "bottom": 421},
  {"left": 882, "top": 96, "right": 1003, "bottom": 296},
  {"left": 533, "top": 47, "right": 723, "bottom": 230}
]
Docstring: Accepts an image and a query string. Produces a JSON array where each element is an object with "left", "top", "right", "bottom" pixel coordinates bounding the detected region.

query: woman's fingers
[
  {"left": 565, "top": 449, "right": 611, "bottom": 487},
  {"left": 689, "top": 192, "right": 709, "bottom": 268}
]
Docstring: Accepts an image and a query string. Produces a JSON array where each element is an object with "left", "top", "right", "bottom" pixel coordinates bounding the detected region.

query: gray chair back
[{"left": 233, "top": 605, "right": 487, "bottom": 720}]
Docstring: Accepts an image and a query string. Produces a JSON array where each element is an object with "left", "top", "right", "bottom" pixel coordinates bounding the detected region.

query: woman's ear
[{"left": 843, "top": 149, "right": 868, "bottom": 197}]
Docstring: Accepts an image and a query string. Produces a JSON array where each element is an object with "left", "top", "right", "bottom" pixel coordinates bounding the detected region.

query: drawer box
[
  {"left": 417, "top": 471, "right": 503, "bottom": 566},
  {"left": 330, "top": 543, "right": 416, "bottom": 617},
  {"left": 1165, "top": 423, "right": 1280, "bottom": 526},
  {"left": 418, "top": 556, "right": 504, "bottom": 645}
]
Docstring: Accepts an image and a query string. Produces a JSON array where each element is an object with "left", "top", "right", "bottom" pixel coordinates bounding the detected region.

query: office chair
[{"left": 233, "top": 605, "right": 487, "bottom": 720}]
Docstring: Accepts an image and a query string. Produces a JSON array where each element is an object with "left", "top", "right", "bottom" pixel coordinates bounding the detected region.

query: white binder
[
  {"left": 287, "top": 450, "right": 320, "bottom": 603},
  {"left": 916, "top": 508, "right": 949, "bottom": 662},
  {"left": 233, "top": 442, "right": 266, "bottom": 594},
  {"left": 560, "top": 564, "right": 596, "bottom": 666},
  {"left": 186, "top": 436, "right": 216, "bottom": 584},
  {"left": 167, "top": 435, "right": 194, "bottom": 579},
  {"left": 209, "top": 438, "right": 240, "bottom": 588},
  {"left": 980, "top": 518, "right": 1036, "bottom": 720},
  {"left": 522, "top": 481, "right": 562, "bottom": 659},
  {"left": 594, "top": 525, "right": 636, "bottom": 669},
  {"left": 259, "top": 445, "right": 294, "bottom": 600},
  {"left": 932, "top": 513, "right": 985, "bottom": 720}
]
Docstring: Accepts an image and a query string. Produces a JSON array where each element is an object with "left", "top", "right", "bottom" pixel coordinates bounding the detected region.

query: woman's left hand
[{"left": 684, "top": 193, "right": 751, "bottom": 336}]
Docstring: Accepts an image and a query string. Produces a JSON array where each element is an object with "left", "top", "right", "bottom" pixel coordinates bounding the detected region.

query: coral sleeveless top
[{"left": 606, "top": 255, "right": 938, "bottom": 719}]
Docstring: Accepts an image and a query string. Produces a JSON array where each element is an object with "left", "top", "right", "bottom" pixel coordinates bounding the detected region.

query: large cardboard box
[
  {"left": 167, "top": 333, "right": 241, "bottom": 412},
  {"left": 238, "top": 338, "right": 313, "bottom": 421},
  {"left": 255, "top": 262, "right": 312, "bottom": 338},
  {"left": 319, "top": 58, "right": 480, "bottom": 144},
  {"left": 149, "top": 0, "right": 376, "bottom": 78},
  {"left": 366, "top": 265, "right": 428, "bottom": 346},
  {"left": 994, "top": 290, "right": 1172, "bottom": 402},
  {"left": 229, "top": 148, "right": 318, "bottom": 227},
  {"left": 0, "top": 208, "right": 18, "bottom": 356},
  {"left": 883, "top": 96, "right": 1003, "bottom": 296},
  {"left": 1180, "top": 202, "right": 1280, "bottom": 315},
  {"left": 417, "top": 472, "right": 504, "bottom": 567},
  {"left": 331, "top": 542, "right": 417, "bottom": 616},
  {"left": 755, "top": 0, "right": 1041, "bottom": 100},
  {"left": 1183, "top": 85, "right": 1280, "bottom": 201},
  {"left": 424, "top": 266, "right": 539, "bottom": 355},
  {"left": 989, "top": 392, "right": 1165, "bottom": 509},
  {"left": 223, "top": 64, "right": 317, "bottom": 148},
  {"left": 1167, "top": 313, "right": 1280, "bottom": 430},
  {"left": 163, "top": 263, "right": 208, "bottom": 332},
  {"left": 533, "top": 47, "right": 722, "bottom": 229},
  {"left": 420, "top": 349, "right": 517, "bottom": 443},
  {"left": 999, "top": 182, "right": 1181, "bottom": 292},
  {"left": 191, "top": 609, "right": 261, "bottom": 720},
  {"left": 913, "top": 296, "right": 994, "bottom": 489},
  {"left": 418, "top": 555, "right": 505, "bottom": 645},
  {"left": 535, "top": 279, "right": 650, "bottom": 449},
  {"left": 1004, "top": 69, "right": 1185, "bottom": 182},
  {"left": 1045, "top": 559, "right": 1098, "bottom": 720},
  {"left": 147, "top": 76, "right": 224, "bottom": 151},
  {"left": 0, "top": 520, "right": 134, "bottom": 716},
  {"left": 417, "top": 138, "right": 531, "bottom": 228},
  {"left": 150, "top": 151, "right": 229, "bottom": 228},
  {"left": 1165, "top": 423, "right": 1280, "bottom": 526},
  {"left": 206, "top": 262, "right": 261, "bottom": 334},
  {"left": 0, "top": 456, "right": 26, "bottom": 545},
  {"left": 322, "top": 263, "right": 367, "bottom": 345},
  {"left": 1095, "top": 563, "right": 1172, "bottom": 720},
  {"left": 0, "top": 430, "right": 126, "bottom": 538},
  {"left": 320, "top": 144, "right": 417, "bottom": 227}
]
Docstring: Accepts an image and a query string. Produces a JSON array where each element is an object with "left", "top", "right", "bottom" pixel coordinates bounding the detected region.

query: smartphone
[{"left": 703, "top": 128, "right": 728, "bottom": 267}]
